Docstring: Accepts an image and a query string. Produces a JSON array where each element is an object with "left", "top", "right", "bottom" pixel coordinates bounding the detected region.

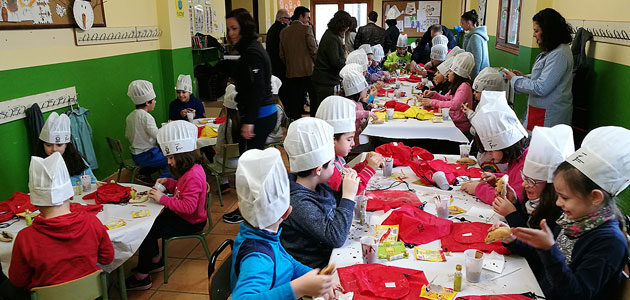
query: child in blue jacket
[{"left": 230, "top": 147, "right": 340, "bottom": 300}]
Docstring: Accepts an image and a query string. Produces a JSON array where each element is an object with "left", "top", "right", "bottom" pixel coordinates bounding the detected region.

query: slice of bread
[
  {"left": 319, "top": 263, "right": 336, "bottom": 275},
  {"left": 496, "top": 175, "right": 509, "bottom": 197},
  {"left": 456, "top": 157, "right": 476, "bottom": 166},
  {"left": 484, "top": 226, "right": 511, "bottom": 244}
]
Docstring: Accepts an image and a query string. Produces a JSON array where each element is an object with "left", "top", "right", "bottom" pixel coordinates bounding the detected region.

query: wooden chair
[
  {"left": 30, "top": 270, "right": 107, "bottom": 300},
  {"left": 208, "top": 239, "right": 234, "bottom": 300},
  {"left": 206, "top": 143, "right": 239, "bottom": 206},
  {"left": 162, "top": 182, "right": 213, "bottom": 284},
  {"left": 106, "top": 137, "right": 139, "bottom": 183}
]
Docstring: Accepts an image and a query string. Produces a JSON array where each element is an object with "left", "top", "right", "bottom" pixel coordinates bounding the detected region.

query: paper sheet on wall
[
  {"left": 419, "top": 16, "right": 439, "bottom": 32},
  {"left": 405, "top": 2, "right": 416, "bottom": 15},
  {"left": 404, "top": 16, "right": 411, "bottom": 28},
  {"left": 396, "top": 20, "right": 403, "bottom": 32},
  {"left": 33, "top": 0, "right": 53, "bottom": 24},
  {"left": 417, "top": 1, "right": 441, "bottom": 32},
  {"left": 204, "top": 6, "right": 211, "bottom": 34},
  {"left": 188, "top": 4, "right": 194, "bottom": 35},
  {"left": 193, "top": 4, "right": 204, "bottom": 33}
]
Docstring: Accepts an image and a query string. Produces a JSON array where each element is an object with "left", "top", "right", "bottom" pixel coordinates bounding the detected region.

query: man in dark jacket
[
  {"left": 354, "top": 11, "right": 386, "bottom": 50},
  {"left": 265, "top": 9, "right": 291, "bottom": 79},
  {"left": 411, "top": 24, "right": 457, "bottom": 64}
]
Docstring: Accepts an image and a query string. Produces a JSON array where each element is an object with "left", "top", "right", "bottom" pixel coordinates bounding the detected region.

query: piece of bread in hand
[
  {"left": 372, "top": 119, "right": 385, "bottom": 124},
  {"left": 319, "top": 264, "right": 336, "bottom": 275},
  {"left": 485, "top": 226, "right": 511, "bottom": 244},
  {"left": 456, "top": 157, "right": 476, "bottom": 166},
  {"left": 495, "top": 175, "right": 509, "bottom": 197}
]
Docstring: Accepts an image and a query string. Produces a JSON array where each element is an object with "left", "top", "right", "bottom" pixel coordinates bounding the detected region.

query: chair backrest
[
  {"left": 106, "top": 137, "right": 125, "bottom": 166},
  {"left": 209, "top": 239, "right": 234, "bottom": 300},
  {"left": 219, "top": 143, "right": 240, "bottom": 173},
  {"left": 30, "top": 270, "right": 107, "bottom": 300},
  {"left": 200, "top": 182, "right": 213, "bottom": 236}
]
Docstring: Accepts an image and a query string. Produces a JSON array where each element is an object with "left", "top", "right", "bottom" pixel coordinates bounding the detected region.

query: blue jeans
[{"left": 132, "top": 147, "right": 172, "bottom": 178}]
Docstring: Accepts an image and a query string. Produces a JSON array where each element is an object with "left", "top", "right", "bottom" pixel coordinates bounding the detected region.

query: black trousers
[
  {"left": 312, "top": 83, "right": 336, "bottom": 118},
  {"left": 239, "top": 112, "right": 278, "bottom": 154},
  {"left": 281, "top": 76, "right": 315, "bottom": 120},
  {"left": 136, "top": 209, "right": 206, "bottom": 274}
]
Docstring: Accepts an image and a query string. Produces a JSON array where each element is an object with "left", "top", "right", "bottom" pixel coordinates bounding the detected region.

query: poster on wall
[
  {"left": 417, "top": 1, "right": 441, "bottom": 32},
  {"left": 193, "top": 4, "right": 204, "bottom": 33},
  {"left": 277, "top": 0, "right": 302, "bottom": 15},
  {"left": 478, "top": 0, "right": 487, "bottom": 25},
  {"left": 176, "top": 0, "right": 185, "bottom": 18}
]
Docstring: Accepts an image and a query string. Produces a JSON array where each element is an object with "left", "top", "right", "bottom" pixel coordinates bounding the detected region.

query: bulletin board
[
  {"left": 0, "top": 0, "right": 106, "bottom": 29},
  {"left": 382, "top": 1, "right": 442, "bottom": 38}
]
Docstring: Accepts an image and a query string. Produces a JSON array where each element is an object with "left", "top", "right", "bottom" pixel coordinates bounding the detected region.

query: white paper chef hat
[
  {"left": 436, "top": 56, "right": 454, "bottom": 76},
  {"left": 346, "top": 49, "right": 369, "bottom": 72},
  {"left": 359, "top": 44, "right": 374, "bottom": 55},
  {"left": 432, "top": 34, "right": 448, "bottom": 46},
  {"left": 473, "top": 67, "right": 507, "bottom": 92},
  {"left": 29, "top": 152, "right": 73, "bottom": 207},
  {"left": 396, "top": 34, "right": 408, "bottom": 48},
  {"left": 39, "top": 112, "right": 71, "bottom": 144},
  {"left": 523, "top": 125, "right": 575, "bottom": 183},
  {"left": 284, "top": 117, "right": 335, "bottom": 172},
  {"left": 471, "top": 98, "right": 528, "bottom": 151},
  {"left": 222, "top": 84, "right": 238, "bottom": 110},
  {"left": 340, "top": 63, "right": 364, "bottom": 79},
  {"left": 372, "top": 44, "right": 385, "bottom": 62},
  {"left": 236, "top": 147, "right": 290, "bottom": 229},
  {"left": 341, "top": 67, "right": 369, "bottom": 96},
  {"left": 175, "top": 74, "right": 193, "bottom": 93},
  {"left": 444, "top": 46, "right": 464, "bottom": 61},
  {"left": 566, "top": 126, "right": 630, "bottom": 196},
  {"left": 157, "top": 120, "right": 198, "bottom": 156},
  {"left": 271, "top": 75, "right": 282, "bottom": 95},
  {"left": 128, "top": 80, "right": 156, "bottom": 105},
  {"left": 430, "top": 44, "right": 448, "bottom": 61},
  {"left": 316, "top": 96, "right": 356, "bottom": 134},
  {"left": 386, "top": 6, "right": 401, "bottom": 20},
  {"left": 477, "top": 91, "right": 508, "bottom": 110},
  {"left": 450, "top": 52, "right": 475, "bottom": 78}
]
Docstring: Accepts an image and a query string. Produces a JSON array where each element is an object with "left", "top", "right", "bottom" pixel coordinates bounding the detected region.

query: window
[
  {"left": 495, "top": 0, "right": 521, "bottom": 54},
  {"left": 311, "top": 0, "right": 372, "bottom": 42}
]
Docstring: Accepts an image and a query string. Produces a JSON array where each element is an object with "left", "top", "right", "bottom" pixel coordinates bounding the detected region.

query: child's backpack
[
  {"left": 83, "top": 182, "right": 131, "bottom": 204},
  {"left": 234, "top": 239, "right": 276, "bottom": 289}
]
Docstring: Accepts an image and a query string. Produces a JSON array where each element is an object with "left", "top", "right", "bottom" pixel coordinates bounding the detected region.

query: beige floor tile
[
  {"left": 162, "top": 238, "right": 200, "bottom": 258},
  {"left": 188, "top": 233, "right": 235, "bottom": 260},
  {"left": 210, "top": 213, "right": 224, "bottom": 227},
  {"left": 209, "top": 192, "right": 238, "bottom": 213},
  {"left": 150, "top": 290, "right": 209, "bottom": 300},
  {"left": 108, "top": 288, "right": 155, "bottom": 300},
  {"left": 158, "top": 260, "right": 209, "bottom": 294},
  {"left": 116, "top": 256, "right": 184, "bottom": 290},
  {"left": 210, "top": 220, "right": 241, "bottom": 235}
]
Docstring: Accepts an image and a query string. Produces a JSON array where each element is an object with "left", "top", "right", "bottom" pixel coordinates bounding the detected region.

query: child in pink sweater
[
  {"left": 126, "top": 121, "right": 207, "bottom": 290},
  {"left": 419, "top": 52, "right": 475, "bottom": 134}
]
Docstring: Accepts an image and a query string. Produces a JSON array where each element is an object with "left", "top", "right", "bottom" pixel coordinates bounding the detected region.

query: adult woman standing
[
  {"left": 502, "top": 8, "right": 573, "bottom": 131},
  {"left": 226, "top": 8, "right": 277, "bottom": 151},
  {"left": 311, "top": 10, "right": 353, "bottom": 117},
  {"left": 344, "top": 17, "right": 358, "bottom": 55},
  {"left": 461, "top": 10, "right": 489, "bottom": 79}
]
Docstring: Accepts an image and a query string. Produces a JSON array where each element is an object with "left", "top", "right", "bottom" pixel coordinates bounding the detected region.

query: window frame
[
  {"left": 310, "top": 0, "right": 372, "bottom": 37},
  {"left": 495, "top": 0, "right": 522, "bottom": 55}
]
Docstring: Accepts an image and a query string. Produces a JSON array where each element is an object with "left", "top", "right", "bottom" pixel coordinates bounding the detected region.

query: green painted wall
[{"left": 0, "top": 48, "right": 194, "bottom": 201}]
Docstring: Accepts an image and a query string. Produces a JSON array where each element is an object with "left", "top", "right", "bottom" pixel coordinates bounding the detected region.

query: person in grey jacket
[
  {"left": 354, "top": 11, "right": 387, "bottom": 51},
  {"left": 501, "top": 8, "right": 573, "bottom": 131},
  {"left": 461, "top": 10, "right": 489, "bottom": 79}
]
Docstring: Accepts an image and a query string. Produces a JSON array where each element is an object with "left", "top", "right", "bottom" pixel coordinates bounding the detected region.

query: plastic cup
[
  {"left": 432, "top": 171, "right": 450, "bottom": 191},
  {"left": 383, "top": 157, "right": 394, "bottom": 177},
  {"left": 186, "top": 112, "right": 194, "bottom": 122},
  {"left": 441, "top": 108, "right": 450, "bottom": 120},
  {"left": 459, "top": 144, "right": 471, "bottom": 159},
  {"left": 361, "top": 236, "right": 378, "bottom": 264},
  {"left": 434, "top": 193, "right": 449, "bottom": 219},
  {"left": 354, "top": 195, "right": 368, "bottom": 224},
  {"left": 80, "top": 175, "right": 92, "bottom": 193},
  {"left": 154, "top": 182, "right": 166, "bottom": 192},
  {"left": 386, "top": 108, "right": 394, "bottom": 121},
  {"left": 464, "top": 249, "right": 485, "bottom": 283}
]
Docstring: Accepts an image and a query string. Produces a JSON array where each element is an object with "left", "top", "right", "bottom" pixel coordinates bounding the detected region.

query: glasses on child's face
[{"left": 520, "top": 170, "right": 546, "bottom": 187}]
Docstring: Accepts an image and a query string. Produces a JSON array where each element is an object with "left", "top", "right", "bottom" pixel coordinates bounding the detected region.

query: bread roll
[
  {"left": 319, "top": 264, "right": 336, "bottom": 275},
  {"left": 484, "top": 226, "right": 511, "bottom": 244},
  {"left": 496, "top": 175, "right": 509, "bottom": 197},
  {"left": 456, "top": 157, "right": 476, "bottom": 166}
]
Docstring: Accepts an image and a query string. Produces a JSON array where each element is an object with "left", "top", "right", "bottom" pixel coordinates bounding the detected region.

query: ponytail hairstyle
[
  {"left": 521, "top": 183, "right": 563, "bottom": 229},
  {"left": 35, "top": 140, "right": 89, "bottom": 177},
  {"left": 168, "top": 151, "right": 202, "bottom": 179},
  {"left": 553, "top": 161, "right": 626, "bottom": 230},
  {"left": 461, "top": 9, "right": 479, "bottom": 27}
]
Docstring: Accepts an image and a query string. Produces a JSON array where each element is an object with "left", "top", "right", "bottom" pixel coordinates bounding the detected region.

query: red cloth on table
[
  {"left": 410, "top": 147, "right": 434, "bottom": 161},
  {"left": 83, "top": 183, "right": 131, "bottom": 204},
  {"left": 457, "top": 295, "right": 535, "bottom": 300},
  {"left": 70, "top": 203, "right": 103, "bottom": 215},
  {"left": 0, "top": 192, "right": 36, "bottom": 222},
  {"left": 375, "top": 142, "right": 412, "bottom": 166},
  {"left": 440, "top": 222, "right": 509, "bottom": 254},
  {"left": 382, "top": 204, "right": 453, "bottom": 245},
  {"left": 196, "top": 125, "right": 204, "bottom": 138},
  {"left": 408, "top": 159, "right": 457, "bottom": 186},
  {"left": 383, "top": 101, "right": 410, "bottom": 112},
  {"left": 338, "top": 264, "right": 428, "bottom": 300},
  {"left": 452, "top": 164, "right": 484, "bottom": 179},
  {"left": 400, "top": 75, "right": 422, "bottom": 83},
  {"left": 365, "top": 190, "right": 422, "bottom": 211},
  {"left": 214, "top": 116, "right": 226, "bottom": 124}
]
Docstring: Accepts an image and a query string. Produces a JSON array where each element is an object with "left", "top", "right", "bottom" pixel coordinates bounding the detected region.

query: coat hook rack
[{"left": 567, "top": 19, "right": 630, "bottom": 46}]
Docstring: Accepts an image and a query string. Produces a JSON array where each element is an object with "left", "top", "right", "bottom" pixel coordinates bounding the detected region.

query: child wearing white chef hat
[
  {"left": 230, "top": 147, "right": 339, "bottom": 299},
  {"left": 280, "top": 117, "right": 360, "bottom": 269},
  {"left": 340, "top": 65, "right": 380, "bottom": 146},
  {"left": 125, "top": 79, "right": 171, "bottom": 182},
  {"left": 36, "top": 112, "right": 97, "bottom": 187},
  {"left": 316, "top": 96, "right": 383, "bottom": 194},
  {"left": 126, "top": 121, "right": 207, "bottom": 290},
  {"left": 461, "top": 98, "right": 530, "bottom": 205},
  {"left": 7, "top": 152, "right": 113, "bottom": 295},
  {"left": 511, "top": 126, "right": 630, "bottom": 300},
  {"left": 168, "top": 74, "right": 206, "bottom": 121}
]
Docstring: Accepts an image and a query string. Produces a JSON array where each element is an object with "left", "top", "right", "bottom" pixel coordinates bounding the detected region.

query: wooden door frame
[{"left": 310, "top": 0, "right": 373, "bottom": 37}]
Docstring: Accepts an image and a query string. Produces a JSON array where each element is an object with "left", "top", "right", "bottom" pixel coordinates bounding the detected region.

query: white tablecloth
[
  {"left": 0, "top": 183, "right": 164, "bottom": 276},
  {"left": 360, "top": 80, "right": 469, "bottom": 143},
  {"left": 329, "top": 155, "right": 544, "bottom": 297},
  {"left": 193, "top": 118, "right": 221, "bottom": 148}
]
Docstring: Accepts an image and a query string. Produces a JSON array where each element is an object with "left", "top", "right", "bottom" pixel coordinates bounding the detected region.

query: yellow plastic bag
[
  {"left": 415, "top": 110, "right": 435, "bottom": 120},
  {"left": 403, "top": 106, "right": 422, "bottom": 118},
  {"left": 200, "top": 126, "right": 218, "bottom": 138},
  {"left": 393, "top": 111, "right": 406, "bottom": 119},
  {"left": 374, "top": 111, "right": 387, "bottom": 121}
]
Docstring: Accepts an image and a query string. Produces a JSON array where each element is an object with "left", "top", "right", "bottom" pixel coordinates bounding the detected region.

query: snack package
[
  {"left": 448, "top": 206, "right": 467, "bottom": 215},
  {"left": 414, "top": 247, "right": 446, "bottom": 262},
  {"left": 419, "top": 284, "right": 456, "bottom": 300},
  {"left": 377, "top": 241, "right": 407, "bottom": 260},
  {"left": 131, "top": 209, "right": 151, "bottom": 218},
  {"left": 375, "top": 225, "right": 399, "bottom": 242},
  {"left": 104, "top": 219, "right": 127, "bottom": 230}
]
